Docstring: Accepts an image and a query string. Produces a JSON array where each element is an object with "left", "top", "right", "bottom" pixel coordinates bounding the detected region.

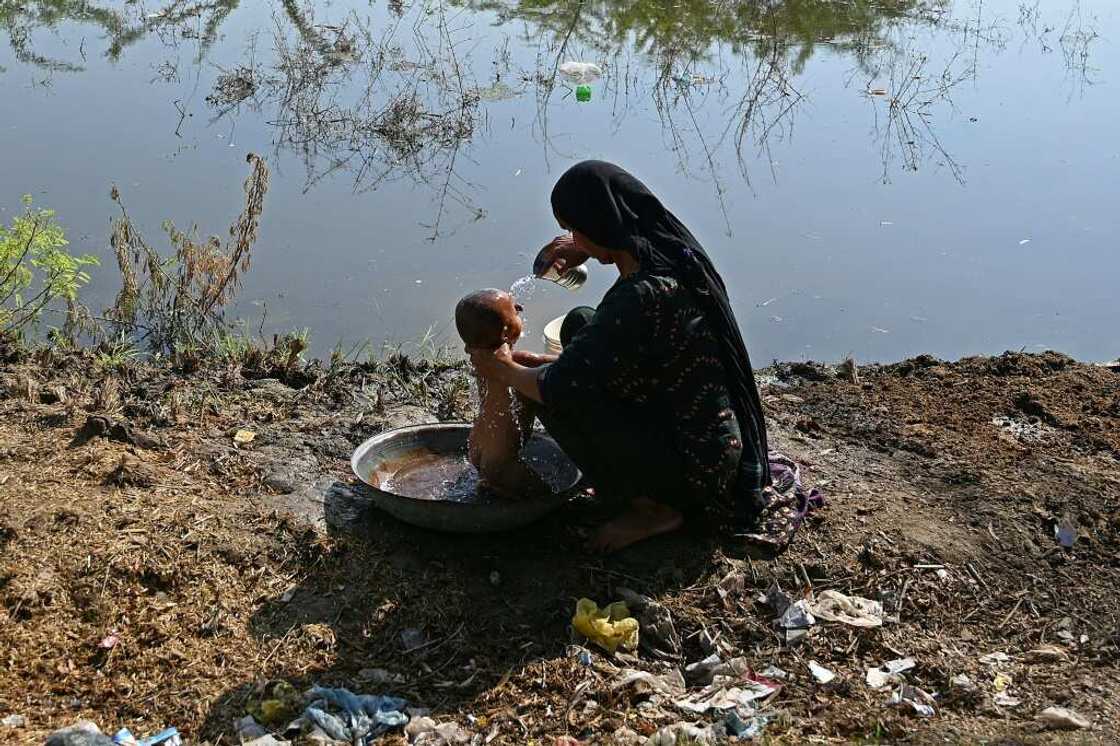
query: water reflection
[
  {"left": 1, "top": 0, "right": 1113, "bottom": 361},
  {"left": 1, "top": 0, "right": 239, "bottom": 71}
]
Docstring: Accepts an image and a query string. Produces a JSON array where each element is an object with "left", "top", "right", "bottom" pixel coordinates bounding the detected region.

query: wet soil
[{"left": 0, "top": 348, "right": 1118, "bottom": 744}]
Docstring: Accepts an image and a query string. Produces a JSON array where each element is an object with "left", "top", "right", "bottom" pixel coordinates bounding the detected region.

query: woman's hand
[
  {"left": 467, "top": 343, "right": 515, "bottom": 382},
  {"left": 533, "top": 233, "right": 589, "bottom": 278},
  {"left": 512, "top": 350, "right": 558, "bottom": 368}
]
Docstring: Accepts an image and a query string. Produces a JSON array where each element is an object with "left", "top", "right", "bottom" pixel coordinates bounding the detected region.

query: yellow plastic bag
[{"left": 572, "top": 598, "right": 639, "bottom": 653}]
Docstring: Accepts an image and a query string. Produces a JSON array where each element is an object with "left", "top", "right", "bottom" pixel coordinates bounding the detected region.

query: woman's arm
[{"left": 468, "top": 344, "right": 547, "bottom": 403}]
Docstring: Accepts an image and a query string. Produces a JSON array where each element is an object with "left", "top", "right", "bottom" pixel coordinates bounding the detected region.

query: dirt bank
[{"left": 1, "top": 347, "right": 1118, "bottom": 744}]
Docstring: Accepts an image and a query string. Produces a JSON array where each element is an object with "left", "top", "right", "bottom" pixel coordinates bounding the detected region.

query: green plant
[
  {"left": 93, "top": 336, "right": 139, "bottom": 372},
  {"left": 0, "top": 195, "right": 98, "bottom": 339}
]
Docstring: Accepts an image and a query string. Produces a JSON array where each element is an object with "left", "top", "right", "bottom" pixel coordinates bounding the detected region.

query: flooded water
[{"left": 2, "top": 0, "right": 1116, "bottom": 363}]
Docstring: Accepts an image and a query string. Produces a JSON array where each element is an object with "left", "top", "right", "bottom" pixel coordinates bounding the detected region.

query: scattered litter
[
  {"left": 1026, "top": 645, "right": 1069, "bottom": 663},
  {"left": 233, "top": 715, "right": 267, "bottom": 741},
  {"left": 950, "top": 674, "right": 976, "bottom": 691},
  {"left": 575, "top": 84, "right": 592, "bottom": 102},
  {"left": 684, "top": 654, "right": 724, "bottom": 686},
  {"left": 1055, "top": 513, "right": 1077, "bottom": 549},
  {"left": 357, "top": 668, "right": 406, "bottom": 685},
  {"left": 400, "top": 627, "right": 428, "bottom": 652},
  {"left": 870, "top": 88, "right": 888, "bottom": 96},
  {"left": 992, "top": 672, "right": 1013, "bottom": 692},
  {"left": 304, "top": 686, "right": 408, "bottom": 743},
  {"left": 785, "top": 628, "right": 809, "bottom": 645},
  {"left": 979, "top": 652, "right": 1010, "bottom": 665},
  {"left": 646, "top": 722, "right": 714, "bottom": 745},
  {"left": 993, "top": 692, "right": 1022, "bottom": 708},
  {"left": 865, "top": 658, "right": 916, "bottom": 689},
  {"left": 871, "top": 327, "right": 890, "bottom": 334},
  {"left": 809, "top": 590, "right": 883, "bottom": 627},
  {"left": 571, "top": 598, "right": 639, "bottom": 653},
  {"left": 1037, "top": 706, "right": 1090, "bottom": 730},
  {"left": 2, "top": 714, "right": 26, "bottom": 728},
  {"left": 757, "top": 297, "right": 778, "bottom": 307},
  {"left": 557, "top": 61, "right": 602, "bottom": 85},
  {"left": 722, "top": 711, "right": 769, "bottom": 739},
  {"left": 889, "top": 685, "right": 936, "bottom": 717},
  {"left": 760, "top": 665, "right": 788, "bottom": 680},
  {"left": 777, "top": 599, "right": 815, "bottom": 629},
  {"left": 233, "top": 429, "right": 256, "bottom": 445},
  {"left": 716, "top": 569, "right": 745, "bottom": 605},
  {"left": 248, "top": 681, "right": 302, "bottom": 726},
  {"left": 809, "top": 661, "right": 836, "bottom": 684},
  {"left": 880, "top": 220, "right": 894, "bottom": 226},
  {"left": 46, "top": 721, "right": 115, "bottom": 746},
  {"left": 112, "top": 727, "right": 182, "bottom": 745},
  {"left": 1019, "top": 238, "right": 1031, "bottom": 245},
  {"left": 99, "top": 633, "right": 119, "bottom": 650},
  {"left": 613, "top": 668, "right": 684, "bottom": 698},
  {"left": 617, "top": 587, "right": 681, "bottom": 660}
]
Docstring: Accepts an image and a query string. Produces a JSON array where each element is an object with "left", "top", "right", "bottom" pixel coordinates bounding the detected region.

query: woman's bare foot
[{"left": 588, "top": 497, "right": 683, "bottom": 553}]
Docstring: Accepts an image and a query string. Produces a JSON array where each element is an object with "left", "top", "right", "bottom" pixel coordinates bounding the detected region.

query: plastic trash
[
  {"left": 1055, "top": 512, "right": 1077, "bottom": 548},
  {"left": 2, "top": 714, "right": 26, "bottom": 728},
  {"left": 234, "top": 429, "right": 256, "bottom": 445},
  {"left": 684, "top": 653, "right": 724, "bottom": 686},
  {"left": 46, "top": 722, "right": 116, "bottom": 746},
  {"left": 979, "top": 651, "right": 1011, "bottom": 665},
  {"left": 762, "top": 581, "right": 791, "bottom": 615},
  {"left": 248, "top": 681, "right": 302, "bottom": 725},
  {"left": 558, "top": 61, "right": 602, "bottom": 85},
  {"left": 575, "top": 85, "right": 592, "bottom": 102},
  {"left": 866, "top": 658, "right": 916, "bottom": 689},
  {"left": 760, "top": 665, "right": 788, "bottom": 680},
  {"left": 778, "top": 600, "right": 815, "bottom": 629},
  {"left": 617, "top": 587, "right": 681, "bottom": 660},
  {"left": 1038, "top": 706, "right": 1090, "bottom": 730},
  {"left": 993, "top": 692, "right": 1022, "bottom": 708},
  {"left": 400, "top": 627, "right": 428, "bottom": 651},
  {"left": 646, "top": 722, "right": 714, "bottom": 746},
  {"left": 723, "top": 711, "right": 769, "bottom": 739},
  {"left": 889, "top": 685, "right": 936, "bottom": 717},
  {"left": 571, "top": 598, "right": 639, "bottom": 653},
  {"left": 809, "top": 590, "right": 883, "bottom": 627},
  {"left": 112, "top": 728, "right": 181, "bottom": 746},
  {"left": 233, "top": 716, "right": 267, "bottom": 741},
  {"left": 950, "top": 674, "right": 976, "bottom": 691},
  {"left": 809, "top": 660, "right": 836, "bottom": 684}
]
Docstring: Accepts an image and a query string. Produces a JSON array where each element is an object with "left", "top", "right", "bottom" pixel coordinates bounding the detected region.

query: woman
[{"left": 468, "top": 160, "right": 771, "bottom": 552}]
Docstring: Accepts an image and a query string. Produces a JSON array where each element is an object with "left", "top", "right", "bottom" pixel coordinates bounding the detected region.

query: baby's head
[{"left": 455, "top": 289, "right": 524, "bottom": 349}]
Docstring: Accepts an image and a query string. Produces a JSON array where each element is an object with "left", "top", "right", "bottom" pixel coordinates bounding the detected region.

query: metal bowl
[{"left": 350, "top": 422, "right": 580, "bottom": 533}]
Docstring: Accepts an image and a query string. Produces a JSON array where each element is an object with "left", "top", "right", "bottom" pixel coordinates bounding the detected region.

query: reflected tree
[{"left": 0, "top": 0, "right": 240, "bottom": 71}]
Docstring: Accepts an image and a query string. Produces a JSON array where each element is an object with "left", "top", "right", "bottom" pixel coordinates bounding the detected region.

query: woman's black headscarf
[{"left": 551, "top": 160, "right": 771, "bottom": 496}]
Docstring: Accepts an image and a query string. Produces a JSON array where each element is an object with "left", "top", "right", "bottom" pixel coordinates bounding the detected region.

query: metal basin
[{"left": 350, "top": 423, "right": 580, "bottom": 533}]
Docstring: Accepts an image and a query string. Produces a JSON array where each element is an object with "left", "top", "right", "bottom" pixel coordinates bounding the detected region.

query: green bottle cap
[{"left": 576, "top": 84, "right": 592, "bottom": 102}]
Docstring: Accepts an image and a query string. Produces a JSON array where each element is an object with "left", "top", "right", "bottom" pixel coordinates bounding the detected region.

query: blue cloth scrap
[{"left": 304, "top": 687, "right": 409, "bottom": 744}]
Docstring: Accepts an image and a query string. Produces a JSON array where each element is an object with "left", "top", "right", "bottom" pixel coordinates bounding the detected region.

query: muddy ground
[{"left": 0, "top": 345, "right": 1118, "bottom": 744}]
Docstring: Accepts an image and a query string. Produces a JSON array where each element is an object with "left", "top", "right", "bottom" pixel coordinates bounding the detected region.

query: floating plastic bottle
[{"left": 576, "top": 85, "right": 592, "bottom": 102}]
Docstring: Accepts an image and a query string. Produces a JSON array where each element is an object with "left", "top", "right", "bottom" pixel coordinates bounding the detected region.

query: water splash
[
  {"left": 510, "top": 274, "right": 539, "bottom": 339},
  {"left": 510, "top": 274, "right": 540, "bottom": 302}
]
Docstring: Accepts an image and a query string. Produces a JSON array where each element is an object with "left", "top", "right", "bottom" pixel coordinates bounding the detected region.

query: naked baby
[{"left": 455, "top": 289, "right": 549, "bottom": 497}]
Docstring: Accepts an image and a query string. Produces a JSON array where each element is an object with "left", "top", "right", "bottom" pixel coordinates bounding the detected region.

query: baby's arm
[{"left": 468, "top": 376, "right": 520, "bottom": 469}]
